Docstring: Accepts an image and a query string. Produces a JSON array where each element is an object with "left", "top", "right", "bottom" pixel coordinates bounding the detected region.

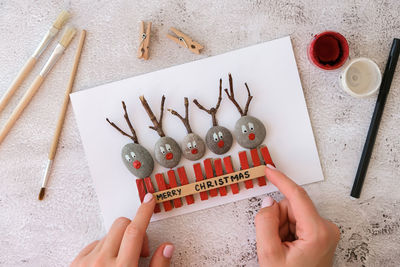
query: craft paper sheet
[{"left": 71, "top": 36, "right": 324, "bottom": 230}]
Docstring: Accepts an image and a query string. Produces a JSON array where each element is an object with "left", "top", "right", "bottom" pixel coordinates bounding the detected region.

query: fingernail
[
  {"left": 143, "top": 193, "right": 153, "bottom": 203},
  {"left": 261, "top": 196, "right": 274, "bottom": 208},
  {"left": 163, "top": 244, "right": 174, "bottom": 258},
  {"left": 266, "top": 164, "right": 276, "bottom": 170}
]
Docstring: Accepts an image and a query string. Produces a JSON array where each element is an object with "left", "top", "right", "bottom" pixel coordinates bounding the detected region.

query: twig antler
[
  {"left": 193, "top": 78, "right": 223, "bottom": 126},
  {"left": 168, "top": 97, "right": 193, "bottom": 134},
  {"left": 139, "top": 95, "right": 166, "bottom": 137},
  {"left": 224, "top": 73, "right": 253, "bottom": 116},
  {"left": 106, "top": 101, "right": 139, "bottom": 143}
]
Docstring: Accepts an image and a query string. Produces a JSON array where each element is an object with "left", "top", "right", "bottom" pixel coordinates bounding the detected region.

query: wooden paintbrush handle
[
  {"left": 0, "top": 57, "right": 37, "bottom": 113},
  {"left": 0, "top": 75, "right": 44, "bottom": 144},
  {"left": 48, "top": 30, "right": 86, "bottom": 160}
]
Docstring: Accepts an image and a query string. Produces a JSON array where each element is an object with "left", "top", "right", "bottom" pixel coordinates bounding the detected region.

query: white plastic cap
[{"left": 339, "top": 57, "right": 382, "bottom": 98}]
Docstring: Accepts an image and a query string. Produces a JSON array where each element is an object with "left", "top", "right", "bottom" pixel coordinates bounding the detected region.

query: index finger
[
  {"left": 265, "top": 166, "right": 320, "bottom": 227},
  {"left": 117, "top": 193, "right": 155, "bottom": 265}
]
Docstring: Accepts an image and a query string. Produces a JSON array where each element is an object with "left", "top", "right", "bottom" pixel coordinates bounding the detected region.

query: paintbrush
[
  {"left": 0, "top": 27, "right": 77, "bottom": 145},
  {"left": 0, "top": 10, "right": 70, "bottom": 114},
  {"left": 39, "top": 30, "right": 86, "bottom": 200}
]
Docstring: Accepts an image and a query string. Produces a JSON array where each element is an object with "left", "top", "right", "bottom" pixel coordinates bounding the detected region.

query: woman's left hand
[{"left": 71, "top": 193, "right": 174, "bottom": 267}]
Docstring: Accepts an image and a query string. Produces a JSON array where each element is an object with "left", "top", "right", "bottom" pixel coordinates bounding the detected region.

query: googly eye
[
  {"left": 187, "top": 142, "right": 192, "bottom": 149},
  {"left": 213, "top": 132, "right": 218, "bottom": 142},
  {"left": 218, "top": 131, "right": 223, "bottom": 139},
  {"left": 124, "top": 154, "right": 131, "bottom": 162},
  {"left": 165, "top": 144, "right": 172, "bottom": 152},
  {"left": 192, "top": 141, "right": 197, "bottom": 148},
  {"left": 130, "top": 151, "right": 136, "bottom": 158},
  {"left": 160, "top": 146, "right": 166, "bottom": 154},
  {"left": 248, "top": 122, "right": 255, "bottom": 131},
  {"left": 241, "top": 125, "right": 248, "bottom": 134}
]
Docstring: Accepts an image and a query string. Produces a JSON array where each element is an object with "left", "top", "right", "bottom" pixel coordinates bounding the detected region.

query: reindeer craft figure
[
  {"left": 168, "top": 97, "right": 206, "bottom": 161},
  {"left": 140, "top": 95, "right": 182, "bottom": 168},
  {"left": 193, "top": 79, "right": 233, "bottom": 155},
  {"left": 106, "top": 101, "right": 154, "bottom": 178},
  {"left": 224, "top": 73, "right": 266, "bottom": 149}
]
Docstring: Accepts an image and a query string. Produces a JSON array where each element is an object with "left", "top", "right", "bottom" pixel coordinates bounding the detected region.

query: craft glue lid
[{"left": 339, "top": 57, "right": 382, "bottom": 98}]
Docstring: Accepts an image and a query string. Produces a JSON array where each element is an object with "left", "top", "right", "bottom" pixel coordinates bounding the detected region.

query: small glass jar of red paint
[{"left": 308, "top": 31, "right": 349, "bottom": 70}]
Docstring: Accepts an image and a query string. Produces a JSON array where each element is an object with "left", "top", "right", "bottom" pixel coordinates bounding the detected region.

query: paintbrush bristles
[
  {"left": 53, "top": 10, "right": 70, "bottom": 30},
  {"left": 38, "top": 187, "right": 46, "bottom": 200},
  {"left": 59, "top": 27, "right": 77, "bottom": 48}
]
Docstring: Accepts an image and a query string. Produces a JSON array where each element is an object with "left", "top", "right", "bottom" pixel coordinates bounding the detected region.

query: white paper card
[{"left": 71, "top": 36, "right": 324, "bottom": 230}]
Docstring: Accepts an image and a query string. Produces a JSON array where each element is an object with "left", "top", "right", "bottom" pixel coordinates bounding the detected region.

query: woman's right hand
[{"left": 256, "top": 165, "right": 340, "bottom": 267}]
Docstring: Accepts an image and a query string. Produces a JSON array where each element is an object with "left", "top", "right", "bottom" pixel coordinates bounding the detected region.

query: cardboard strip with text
[{"left": 153, "top": 165, "right": 266, "bottom": 203}]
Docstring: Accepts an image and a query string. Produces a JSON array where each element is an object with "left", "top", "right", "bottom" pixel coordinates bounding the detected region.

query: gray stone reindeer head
[
  {"left": 140, "top": 95, "right": 182, "bottom": 168},
  {"left": 193, "top": 79, "right": 233, "bottom": 155},
  {"left": 106, "top": 101, "right": 154, "bottom": 178},
  {"left": 224, "top": 73, "right": 266, "bottom": 149},
  {"left": 168, "top": 97, "right": 206, "bottom": 161}
]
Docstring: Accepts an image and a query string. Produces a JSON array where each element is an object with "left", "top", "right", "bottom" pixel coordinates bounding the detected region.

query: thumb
[
  {"left": 255, "top": 196, "right": 284, "bottom": 260},
  {"left": 149, "top": 243, "right": 174, "bottom": 267}
]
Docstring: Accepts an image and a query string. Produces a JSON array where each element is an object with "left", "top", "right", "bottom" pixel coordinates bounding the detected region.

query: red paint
[
  {"left": 165, "top": 152, "right": 173, "bottom": 160},
  {"left": 239, "top": 151, "right": 253, "bottom": 189},
  {"left": 248, "top": 133, "right": 255, "bottom": 140},
  {"left": 308, "top": 31, "right": 349, "bottom": 70},
  {"left": 177, "top": 167, "right": 195, "bottom": 205},
  {"left": 213, "top": 158, "right": 227, "bottom": 196},
  {"left": 167, "top": 170, "right": 182, "bottom": 208},
  {"left": 191, "top": 148, "right": 198, "bottom": 154},
  {"left": 133, "top": 160, "right": 141, "bottom": 169},
  {"left": 193, "top": 163, "right": 209, "bottom": 200},
  {"left": 217, "top": 140, "right": 224, "bottom": 148},
  {"left": 155, "top": 173, "right": 173, "bottom": 211},
  {"left": 204, "top": 159, "right": 218, "bottom": 197},
  {"left": 250, "top": 149, "right": 267, "bottom": 186},
  {"left": 223, "top": 156, "right": 240, "bottom": 194},
  {"left": 260, "top": 146, "right": 275, "bottom": 167},
  {"left": 135, "top": 178, "right": 146, "bottom": 203},
  {"left": 144, "top": 177, "right": 161, "bottom": 213}
]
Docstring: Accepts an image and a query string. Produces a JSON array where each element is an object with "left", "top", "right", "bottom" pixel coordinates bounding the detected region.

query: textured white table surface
[{"left": 1, "top": 1, "right": 400, "bottom": 266}]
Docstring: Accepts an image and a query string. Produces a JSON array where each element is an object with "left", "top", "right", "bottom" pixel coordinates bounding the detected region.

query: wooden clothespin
[
  {"left": 137, "top": 21, "right": 151, "bottom": 60},
  {"left": 166, "top": 27, "right": 204, "bottom": 54}
]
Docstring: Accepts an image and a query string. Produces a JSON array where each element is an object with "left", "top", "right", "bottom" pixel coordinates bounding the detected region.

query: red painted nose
[
  {"left": 132, "top": 160, "right": 141, "bottom": 169},
  {"left": 191, "top": 148, "right": 198, "bottom": 154},
  {"left": 249, "top": 133, "right": 255, "bottom": 140},
  {"left": 165, "top": 152, "right": 173, "bottom": 160},
  {"left": 217, "top": 140, "right": 224, "bottom": 148}
]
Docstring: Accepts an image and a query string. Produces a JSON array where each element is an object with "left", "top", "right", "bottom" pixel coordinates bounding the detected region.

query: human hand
[
  {"left": 256, "top": 165, "right": 340, "bottom": 267},
  {"left": 71, "top": 193, "right": 174, "bottom": 267}
]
